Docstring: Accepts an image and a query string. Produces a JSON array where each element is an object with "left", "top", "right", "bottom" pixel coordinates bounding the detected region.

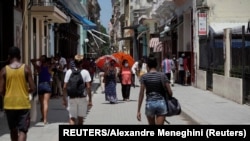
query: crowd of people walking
[
  {"left": 0, "top": 47, "right": 99, "bottom": 140},
  {"left": 0, "top": 46, "right": 192, "bottom": 140}
]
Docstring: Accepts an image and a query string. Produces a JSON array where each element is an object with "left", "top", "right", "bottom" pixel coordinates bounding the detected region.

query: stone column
[{"left": 224, "top": 28, "right": 232, "bottom": 77}]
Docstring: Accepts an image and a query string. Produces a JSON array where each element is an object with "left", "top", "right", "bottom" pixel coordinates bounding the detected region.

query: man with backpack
[{"left": 62, "top": 54, "right": 92, "bottom": 125}]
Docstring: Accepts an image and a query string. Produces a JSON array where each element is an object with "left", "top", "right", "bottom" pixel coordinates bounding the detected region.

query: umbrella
[
  {"left": 95, "top": 55, "right": 120, "bottom": 69},
  {"left": 112, "top": 52, "right": 135, "bottom": 68}
]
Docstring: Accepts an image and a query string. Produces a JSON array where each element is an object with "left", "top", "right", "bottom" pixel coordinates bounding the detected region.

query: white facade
[
  {"left": 130, "top": 0, "right": 153, "bottom": 10},
  {"left": 150, "top": 0, "right": 175, "bottom": 27},
  {"left": 207, "top": 0, "right": 250, "bottom": 23}
]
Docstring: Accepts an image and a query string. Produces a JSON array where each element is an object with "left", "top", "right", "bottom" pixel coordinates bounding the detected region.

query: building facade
[{"left": 108, "top": 0, "right": 250, "bottom": 105}]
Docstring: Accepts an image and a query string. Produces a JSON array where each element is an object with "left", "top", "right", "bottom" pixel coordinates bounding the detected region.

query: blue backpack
[{"left": 66, "top": 69, "right": 85, "bottom": 97}]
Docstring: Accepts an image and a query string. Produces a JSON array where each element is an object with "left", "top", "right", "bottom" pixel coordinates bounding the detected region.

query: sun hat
[{"left": 74, "top": 54, "right": 84, "bottom": 61}]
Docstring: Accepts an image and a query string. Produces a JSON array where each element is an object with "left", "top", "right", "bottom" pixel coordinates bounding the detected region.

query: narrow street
[{"left": 0, "top": 77, "right": 198, "bottom": 141}]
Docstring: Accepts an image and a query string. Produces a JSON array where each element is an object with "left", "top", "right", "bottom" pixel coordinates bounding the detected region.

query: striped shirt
[
  {"left": 140, "top": 72, "right": 170, "bottom": 100},
  {"left": 161, "top": 59, "right": 174, "bottom": 74}
]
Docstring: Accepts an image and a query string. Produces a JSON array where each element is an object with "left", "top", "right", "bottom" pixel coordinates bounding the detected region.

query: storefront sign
[{"left": 198, "top": 13, "right": 207, "bottom": 36}]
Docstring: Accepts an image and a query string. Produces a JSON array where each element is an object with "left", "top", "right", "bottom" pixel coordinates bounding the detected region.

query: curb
[{"left": 181, "top": 106, "right": 210, "bottom": 125}]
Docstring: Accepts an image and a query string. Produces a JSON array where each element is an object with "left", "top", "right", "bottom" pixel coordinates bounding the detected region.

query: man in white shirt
[
  {"left": 63, "top": 55, "right": 92, "bottom": 125},
  {"left": 131, "top": 61, "right": 139, "bottom": 87}
]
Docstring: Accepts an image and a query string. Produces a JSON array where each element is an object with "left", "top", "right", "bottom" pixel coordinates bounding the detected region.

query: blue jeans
[
  {"left": 38, "top": 82, "right": 52, "bottom": 95},
  {"left": 145, "top": 99, "right": 167, "bottom": 117}
]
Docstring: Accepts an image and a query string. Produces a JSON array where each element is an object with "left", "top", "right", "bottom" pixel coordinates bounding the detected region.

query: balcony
[{"left": 30, "top": 1, "right": 69, "bottom": 23}]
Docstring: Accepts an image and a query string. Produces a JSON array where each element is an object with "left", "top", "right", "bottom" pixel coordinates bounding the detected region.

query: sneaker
[{"left": 44, "top": 122, "right": 49, "bottom": 126}]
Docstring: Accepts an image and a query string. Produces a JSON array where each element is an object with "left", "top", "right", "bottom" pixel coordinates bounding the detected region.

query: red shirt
[{"left": 121, "top": 67, "right": 132, "bottom": 85}]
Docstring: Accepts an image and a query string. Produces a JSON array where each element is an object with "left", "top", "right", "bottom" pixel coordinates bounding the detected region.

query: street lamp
[{"left": 84, "top": 38, "right": 89, "bottom": 57}]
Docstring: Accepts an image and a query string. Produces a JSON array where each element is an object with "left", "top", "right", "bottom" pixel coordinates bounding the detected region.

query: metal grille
[
  {"left": 199, "top": 37, "right": 224, "bottom": 90},
  {"left": 199, "top": 33, "right": 250, "bottom": 104}
]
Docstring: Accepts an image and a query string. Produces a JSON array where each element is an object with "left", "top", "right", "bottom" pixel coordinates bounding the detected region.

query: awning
[
  {"left": 58, "top": 0, "right": 96, "bottom": 29},
  {"left": 149, "top": 38, "right": 162, "bottom": 52},
  {"left": 209, "top": 22, "right": 249, "bottom": 35},
  {"left": 68, "top": 10, "right": 96, "bottom": 30}
]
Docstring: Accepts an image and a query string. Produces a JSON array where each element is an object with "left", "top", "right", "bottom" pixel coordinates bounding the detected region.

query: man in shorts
[
  {"left": 0, "top": 46, "right": 36, "bottom": 141},
  {"left": 62, "top": 54, "right": 92, "bottom": 125}
]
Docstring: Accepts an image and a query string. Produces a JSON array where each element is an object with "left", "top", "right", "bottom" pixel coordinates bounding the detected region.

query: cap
[
  {"left": 74, "top": 54, "right": 84, "bottom": 61},
  {"left": 181, "top": 53, "right": 185, "bottom": 57}
]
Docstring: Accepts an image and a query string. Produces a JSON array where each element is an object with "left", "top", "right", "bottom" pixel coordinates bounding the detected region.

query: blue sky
[{"left": 98, "top": 0, "right": 112, "bottom": 31}]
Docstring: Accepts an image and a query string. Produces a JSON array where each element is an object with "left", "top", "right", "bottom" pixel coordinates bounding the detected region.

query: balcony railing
[
  {"left": 32, "top": 0, "right": 55, "bottom": 6},
  {"left": 30, "top": 0, "right": 68, "bottom": 23}
]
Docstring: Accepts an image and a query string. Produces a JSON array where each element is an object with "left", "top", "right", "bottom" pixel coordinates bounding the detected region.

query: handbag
[
  {"left": 165, "top": 97, "right": 181, "bottom": 116},
  {"left": 161, "top": 73, "right": 181, "bottom": 116}
]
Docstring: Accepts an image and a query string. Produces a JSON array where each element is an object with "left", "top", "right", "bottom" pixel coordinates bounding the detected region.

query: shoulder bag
[{"left": 161, "top": 73, "right": 181, "bottom": 116}]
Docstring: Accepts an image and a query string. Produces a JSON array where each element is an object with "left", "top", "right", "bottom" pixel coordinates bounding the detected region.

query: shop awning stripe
[{"left": 149, "top": 37, "right": 163, "bottom": 52}]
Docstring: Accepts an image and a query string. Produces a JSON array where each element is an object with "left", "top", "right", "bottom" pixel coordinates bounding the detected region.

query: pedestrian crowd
[
  {"left": 0, "top": 47, "right": 97, "bottom": 141},
  {"left": 0, "top": 46, "right": 190, "bottom": 140}
]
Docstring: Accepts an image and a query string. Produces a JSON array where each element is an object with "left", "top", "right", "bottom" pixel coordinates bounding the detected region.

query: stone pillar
[{"left": 224, "top": 28, "right": 232, "bottom": 77}]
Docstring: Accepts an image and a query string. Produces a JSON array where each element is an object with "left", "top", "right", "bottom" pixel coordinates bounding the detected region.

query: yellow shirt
[{"left": 4, "top": 64, "right": 31, "bottom": 109}]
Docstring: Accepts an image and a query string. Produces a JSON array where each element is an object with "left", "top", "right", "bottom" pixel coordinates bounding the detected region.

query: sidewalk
[{"left": 173, "top": 84, "right": 250, "bottom": 124}]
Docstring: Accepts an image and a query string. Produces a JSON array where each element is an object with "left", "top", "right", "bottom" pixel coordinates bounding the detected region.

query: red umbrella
[
  {"left": 95, "top": 55, "right": 120, "bottom": 69},
  {"left": 112, "top": 52, "right": 135, "bottom": 68}
]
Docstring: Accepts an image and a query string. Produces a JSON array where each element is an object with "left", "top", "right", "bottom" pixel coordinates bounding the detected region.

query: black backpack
[{"left": 66, "top": 69, "right": 85, "bottom": 97}]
